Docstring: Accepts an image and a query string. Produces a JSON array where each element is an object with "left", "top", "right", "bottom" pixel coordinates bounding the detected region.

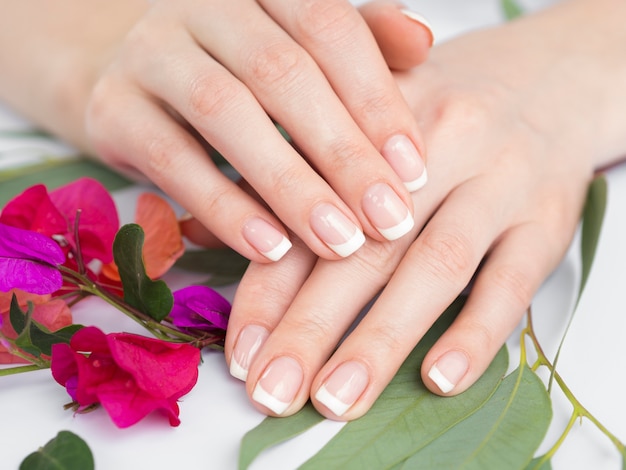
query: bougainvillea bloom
[
  {"left": 51, "top": 326, "right": 200, "bottom": 428},
  {"left": 0, "top": 289, "right": 72, "bottom": 363},
  {"left": 0, "top": 223, "right": 65, "bottom": 295},
  {"left": 170, "top": 285, "right": 231, "bottom": 331},
  {"left": 0, "top": 178, "right": 119, "bottom": 264},
  {"left": 101, "top": 192, "right": 184, "bottom": 281}
]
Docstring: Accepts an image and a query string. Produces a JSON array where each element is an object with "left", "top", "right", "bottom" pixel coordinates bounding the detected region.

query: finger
[
  {"left": 256, "top": 0, "right": 427, "bottom": 191},
  {"left": 224, "top": 235, "right": 318, "bottom": 382},
  {"left": 86, "top": 81, "right": 292, "bottom": 263},
  {"left": 358, "top": 1, "right": 433, "bottom": 70},
  {"left": 130, "top": 17, "right": 372, "bottom": 260},
  {"left": 188, "top": 0, "right": 422, "bottom": 241},
  {"left": 421, "top": 222, "right": 565, "bottom": 396},
  {"left": 308, "top": 179, "right": 511, "bottom": 419}
]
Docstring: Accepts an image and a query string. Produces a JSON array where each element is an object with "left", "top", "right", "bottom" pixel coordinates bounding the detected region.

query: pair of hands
[{"left": 85, "top": 0, "right": 596, "bottom": 419}]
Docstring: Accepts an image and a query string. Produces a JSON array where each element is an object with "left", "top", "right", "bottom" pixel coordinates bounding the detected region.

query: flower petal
[
  {"left": 50, "top": 178, "right": 119, "bottom": 263},
  {"left": 0, "top": 184, "right": 67, "bottom": 236},
  {"left": 170, "top": 285, "right": 231, "bottom": 330}
]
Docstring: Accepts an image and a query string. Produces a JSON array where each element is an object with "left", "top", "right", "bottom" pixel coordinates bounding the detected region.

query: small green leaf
[
  {"left": 10, "top": 298, "right": 41, "bottom": 358},
  {"left": 239, "top": 405, "right": 324, "bottom": 470},
  {"left": 175, "top": 248, "right": 249, "bottom": 285},
  {"left": 20, "top": 430, "right": 94, "bottom": 470},
  {"left": 9, "top": 294, "right": 29, "bottom": 334},
  {"left": 27, "top": 323, "right": 83, "bottom": 357},
  {"left": 501, "top": 0, "right": 523, "bottom": 20},
  {"left": 113, "top": 223, "right": 173, "bottom": 321}
]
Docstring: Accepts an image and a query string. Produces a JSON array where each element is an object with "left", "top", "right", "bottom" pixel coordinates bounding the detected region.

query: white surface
[{"left": 2, "top": 1, "right": 625, "bottom": 469}]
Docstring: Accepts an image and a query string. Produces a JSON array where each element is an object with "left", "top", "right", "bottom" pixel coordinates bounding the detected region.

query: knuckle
[
  {"left": 243, "top": 41, "right": 308, "bottom": 92},
  {"left": 434, "top": 88, "right": 499, "bottom": 136},
  {"left": 187, "top": 73, "right": 243, "bottom": 120},
  {"left": 489, "top": 265, "right": 534, "bottom": 309},
  {"left": 418, "top": 229, "right": 474, "bottom": 281},
  {"left": 322, "top": 138, "right": 371, "bottom": 176},
  {"left": 354, "top": 89, "right": 397, "bottom": 121},
  {"left": 282, "top": 311, "right": 336, "bottom": 348},
  {"left": 348, "top": 239, "right": 405, "bottom": 282},
  {"left": 269, "top": 163, "right": 309, "bottom": 201},
  {"left": 293, "top": 0, "right": 359, "bottom": 41}
]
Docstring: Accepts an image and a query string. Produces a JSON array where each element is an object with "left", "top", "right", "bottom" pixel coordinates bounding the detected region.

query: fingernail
[
  {"left": 178, "top": 211, "right": 194, "bottom": 222},
  {"left": 252, "top": 356, "right": 303, "bottom": 415},
  {"left": 230, "top": 325, "right": 270, "bottom": 381},
  {"left": 363, "top": 183, "right": 414, "bottom": 240},
  {"left": 243, "top": 217, "right": 292, "bottom": 261},
  {"left": 382, "top": 135, "right": 428, "bottom": 192},
  {"left": 428, "top": 350, "right": 469, "bottom": 393},
  {"left": 310, "top": 203, "right": 365, "bottom": 257},
  {"left": 315, "top": 361, "right": 369, "bottom": 417},
  {"left": 400, "top": 9, "right": 435, "bottom": 45}
]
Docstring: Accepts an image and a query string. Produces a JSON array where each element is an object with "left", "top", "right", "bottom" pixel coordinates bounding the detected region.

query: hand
[
  {"left": 85, "top": 0, "right": 432, "bottom": 263},
  {"left": 223, "top": 0, "right": 622, "bottom": 419}
]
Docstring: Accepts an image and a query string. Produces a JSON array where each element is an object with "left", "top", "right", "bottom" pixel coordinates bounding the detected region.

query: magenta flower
[
  {"left": 51, "top": 326, "right": 200, "bottom": 428},
  {"left": 0, "top": 223, "right": 65, "bottom": 295},
  {"left": 0, "top": 178, "right": 119, "bottom": 264},
  {"left": 170, "top": 285, "right": 230, "bottom": 331}
]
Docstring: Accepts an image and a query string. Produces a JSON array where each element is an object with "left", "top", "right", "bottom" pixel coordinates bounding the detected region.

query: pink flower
[
  {"left": 51, "top": 327, "right": 200, "bottom": 428},
  {"left": 0, "top": 178, "right": 119, "bottom": 264}
]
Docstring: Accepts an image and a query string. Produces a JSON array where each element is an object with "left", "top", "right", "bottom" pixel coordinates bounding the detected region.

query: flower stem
[
  {"left": 0, "top": 364, "right": 50, "bottom": 377},
  {"left": 523, "top": 308, "right": 626, "bottom": 462}
]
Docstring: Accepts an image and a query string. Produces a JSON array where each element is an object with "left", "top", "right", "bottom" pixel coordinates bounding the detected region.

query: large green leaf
[
  {"left": 239, "top": 404, "right": 324, "bottom": 470},
  {"left": 398, "top": 365, "right": 551, "bottom": 469},
  {"left": 20, "top": 430, "right": 94, "bottom": 470},
  {"left": 113, "top": 223, "right": 173, "bottom": 322},
  {"left": 500, "top": 0, "right": 523, "bottom": 20}
]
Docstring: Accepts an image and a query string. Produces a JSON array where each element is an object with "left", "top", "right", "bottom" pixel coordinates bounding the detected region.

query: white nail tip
[
  {"left": 229, "top": 358, "right": 248, "bottom": 382},
  {"left": 428, "top": 364, "right": 455, "bottom": 393},
  {"left": 327, "top": 229, "right": 366, "bottom": 257},
  {"left": 261, "top": 236, "right": 292, "bottom": 262},
  {"left": 378, "top": 212, "right": 415, "bottom": 241},
  {"left": 399, "top": 9, "right": 434, "bottom": 38},
  {"left": 315, "top": 385, "right": 351, "bottom": 417},
  {"left": 252, "top": 384, "right": 290, "bottom": 415},
  {"left": 404, "top": 168, "right": 428, "bottom": 192}
]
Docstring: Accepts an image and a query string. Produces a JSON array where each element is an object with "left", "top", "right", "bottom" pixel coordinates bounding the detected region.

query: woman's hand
[
  {"left": 224, "top": 0, "right": 626, "bottom": 419},
  {"left": 85, "top": 0, "right": 432, "bottom": 263}
]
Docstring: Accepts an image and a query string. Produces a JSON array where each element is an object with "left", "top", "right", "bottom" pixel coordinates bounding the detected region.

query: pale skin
[{"left": 1, "top": 0, "right": 625, "bottom": 421}]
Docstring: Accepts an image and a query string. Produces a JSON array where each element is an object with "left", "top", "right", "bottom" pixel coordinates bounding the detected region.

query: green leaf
[
  {"left": 550, "top": 175, "right": 607, "bottom": 386},
  {"left": 501, "top": 0, "right": 524, "bottom": 20},
  {"left": 526, "top": 456, "right": 553, "bottom": 470},
  {"left": 175, "top": 248, "right": 249, "bottom": 286},
  {"left": 20, "top": 430, "right": 94, "bottom": 470},
  {"left": 9, "top": 295, "right": 83, "bottom": 356},
  {"left": 397, "top": 365, "right": 551, "bottom": 469},
  {"left": 0, "top": 157, "right": 131, "bottom": 206},
  {"left": 239, "top": 404, "right": 324, "bottom": 470},
  {"left": 113, "top": 223, "right": 173, "bottom": 321}
]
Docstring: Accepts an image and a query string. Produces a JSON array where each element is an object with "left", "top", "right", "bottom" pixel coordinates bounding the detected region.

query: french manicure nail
[
  {"left": 230, "top": 325, "right": 270, "bottom": 382},
  {"left": 243, "top": 217, "right": 292, "bottom": 261},
  {"left": 363, "top": 183, "right": 414, "bottom": 240},
  {"left": 400, "top": 9, "right": 435, "bottom": 45},
  {"left": 310, "top": 203, "right": 365, "bottom": 257},
  {"left": 382, "top": 135, "right": 428, "bottom": 192},
  {"left": 427, "top": 350, "right": 469, "bottom": 393},
  {"left": 315, "top": 361, "right": 369, "bottom": 417},
  {"left": 252, "top": 356, "right": 303, "bottom": 415}
]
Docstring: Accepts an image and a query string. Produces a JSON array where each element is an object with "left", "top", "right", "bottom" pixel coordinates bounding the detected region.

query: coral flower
[{"left": 51, "top": 327, "right": 200, "bottom": 428}]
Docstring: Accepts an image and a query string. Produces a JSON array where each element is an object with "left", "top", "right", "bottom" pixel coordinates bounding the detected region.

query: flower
[
  {"left": 51, "top": 326, "right": 200, "bottom": 428},
  {"left": 0, "top": 178, "right": 119, "bottom": 264},
  {"left": 0, "top": 223, "right": 66, "bottom": 295},
  {"left": 170, "top": 285, "right": 230, "bottom": 331},
  {"left": 0, "top": 289, "right": 72, "bottom": 363}
]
